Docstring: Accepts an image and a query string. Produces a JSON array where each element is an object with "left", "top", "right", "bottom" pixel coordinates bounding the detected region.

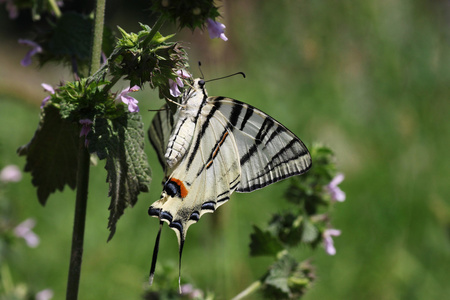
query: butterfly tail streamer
[
  {"left": 149, "top": 221, "right": 164, "bottom": 286},
  {"left": 178, "top": 238, "right": 185, "bottom": 294}
]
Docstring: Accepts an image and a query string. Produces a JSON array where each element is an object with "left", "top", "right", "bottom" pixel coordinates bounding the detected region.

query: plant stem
[
  {"left": 230, "top": 280, "right": 262, "bottom": 300},
  {"left": 66, "top": 138, "right": 90, "bottom": 300},
  {"left": 65, "top": 0, "right": 104, "bottom": 297},
  {"left": 89, "top": 0, "right": 106, "bottom": 76},
  {"left": 142, "top": 16, "right": 166, "bottom": 46},
  {"left": 47, "top": 0, "right": 61, "bottom": 18}
]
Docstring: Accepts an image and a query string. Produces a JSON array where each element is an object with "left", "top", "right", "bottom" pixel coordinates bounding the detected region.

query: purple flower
[
  {"left": 116, "top": 86, "right": 140, "bottom": 112},
  {"left": 169, "top": 69, "right": 190, "bottom": 97},
  {"left": 206, "top": 18, "right": 228, "bottom": 41},
  {"left": 14, "top": 219, "right": 40, "bottom": 248},
  {"left": 0, "top": 165, "right": 22, "bottom": 183},
  {"left": 323, "top": 228, "right": 341, "bottom": 255},
  {"left": 35, "top": 289, "right": 54, "bottom": 300},
  {"left": 18, "top": 39, "right": 43, "bottom": 67},
  {"left": 41, "top": 83, "right": 55, "bottom": 108},
  {"left": 326, "top": 173, "right": 346, "bottom": 202},
  {"left": 79, "top": 119, "right": 93, "bottom": 147},
  {"left": 180, "top": 284, "right": 204, "bottom": 299},
  {"left": 1, "top": 0, "right": 18, "bottom": 19}
]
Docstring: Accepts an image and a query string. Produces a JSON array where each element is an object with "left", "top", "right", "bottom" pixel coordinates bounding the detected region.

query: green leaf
[
  {"left": 88, "top": 113, "right": 151, "bottom": 241},
  {"left": 264, "top": 254, "right": 298, "bottom": 296},
  {"left": 301, "top": 219, "right": 319, "bottom": 244},
  {"left": 262, "top": 255, "right": 313, "bottom": 299},
  {"left": 250, "top": 225, "right": 284, "bottom": 257},
  {"left": 47, "top": 12, "right": 92, "bottom": 61},
  {"left": 17, "top": 105, "right": 79, "bottom": 205}
]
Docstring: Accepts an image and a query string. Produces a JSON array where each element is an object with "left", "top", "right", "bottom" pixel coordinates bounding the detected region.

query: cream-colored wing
[
  {"left": 149, "top": 101, "right": 241, "bottom": 246},
  {"left": 148, "top": 104, "right": 174, "bottom": 174},
  {"left": 209, "top": 97, "right": 312, "bottom": 192}
]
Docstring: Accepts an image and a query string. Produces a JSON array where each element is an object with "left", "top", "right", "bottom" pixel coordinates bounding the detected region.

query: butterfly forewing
[{"left": 209, "top": 97, "right": 312, "bottom": 192}]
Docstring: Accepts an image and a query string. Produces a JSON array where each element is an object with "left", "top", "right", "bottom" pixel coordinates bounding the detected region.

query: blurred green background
[{"left": 1, "top": 0, "right": 449, "bottom": 299}]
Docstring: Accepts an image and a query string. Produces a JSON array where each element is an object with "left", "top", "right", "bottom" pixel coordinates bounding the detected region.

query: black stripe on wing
[
  {"left": 148, "top": 106, "right": 174, "bottom": 170},
  {"left": 240, "top": 116, "right": 275, "bottom": 166},
  {"left": 186, "top": 101, "right": 222, "bottom": 171},
  {"left": 208, "top": 96, "right": 312, "bottom": 193},
  {"left": 193, "top": 101, "right": 243, "bottom": 178},
  {"left": 239, "top": 141, "right": 311, "bottom": 192}
]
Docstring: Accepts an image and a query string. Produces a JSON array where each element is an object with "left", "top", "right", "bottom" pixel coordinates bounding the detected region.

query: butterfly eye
[{"left": 198, "top": 79, "right": 205, "bottom": 87}]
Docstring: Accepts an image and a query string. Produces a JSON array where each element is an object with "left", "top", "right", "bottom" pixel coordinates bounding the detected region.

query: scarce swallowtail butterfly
[{"left": 147, "top": 77, "right": 312, "bottom": 288}]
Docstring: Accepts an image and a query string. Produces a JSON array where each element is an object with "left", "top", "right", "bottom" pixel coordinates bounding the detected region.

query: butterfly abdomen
[{"left": 165, "top": 115, "right": 196, "bottom": 168}]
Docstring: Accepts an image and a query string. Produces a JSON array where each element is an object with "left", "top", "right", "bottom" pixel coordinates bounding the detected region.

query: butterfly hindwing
[
  {"left": 149, "top": 101, "right": 241, "bottom": 245},
  {"left": 148, "top": 104, "right": 174, "bottom": 174}
]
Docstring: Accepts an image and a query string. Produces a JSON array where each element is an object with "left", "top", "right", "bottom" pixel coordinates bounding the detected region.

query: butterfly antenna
[
  {"left": 198, "top": 61, "right": 204, "bottom": 79},
  {"left": 205, "top": 72, "right": 246, "bottom": 83},
  {"left": 149, "top": 221, "right": 164, "bottom": 286}
]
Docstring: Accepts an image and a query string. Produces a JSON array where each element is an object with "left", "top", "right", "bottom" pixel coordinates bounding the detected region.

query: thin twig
[{"left": 230, "top": 280, "right": 262, "bottom": 300}]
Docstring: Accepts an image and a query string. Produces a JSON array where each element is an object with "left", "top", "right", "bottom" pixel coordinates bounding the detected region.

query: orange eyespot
[{"left": 170, "top": 178, "right": 188, "bottom": 198}]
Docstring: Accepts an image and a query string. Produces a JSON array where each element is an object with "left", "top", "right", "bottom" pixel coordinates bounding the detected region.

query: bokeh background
[{"left": 1, "top": 0, "right": 449, "bottom": 299}]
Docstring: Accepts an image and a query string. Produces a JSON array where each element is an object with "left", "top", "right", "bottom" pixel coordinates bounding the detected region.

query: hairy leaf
[
  {"left": 17, "top": 105, "right": 79, "bottom": 205},
  {"left": 264, "top": 254, "right": 298, "bottom": 297},
  {"left": 89, "top": 113, "right": 151, "bottom": 241}
]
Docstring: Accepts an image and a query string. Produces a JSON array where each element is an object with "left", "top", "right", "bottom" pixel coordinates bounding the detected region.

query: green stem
[
  {"left": 102, "top": 74, "right": 121, "bottom": 94},
  {"left": 66, "top": 138, "right": 90, "bottom": 300},
  {"left": 231, "top": 280, "right": 262, "bottom": 300},
  {"left": 142, "top": 16, "right": 166, "bottom": 46},
  {"left": 47, "top": 0, "right": 61, "bottom": 18},
  {"left": 89, "top": 0, "right": 106, "bottom": 75},
  {"left": 65, "top": 0, "right": 104, "bottom": 297}
]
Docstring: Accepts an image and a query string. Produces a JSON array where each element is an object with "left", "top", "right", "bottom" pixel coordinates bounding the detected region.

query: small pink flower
[
  {"left": 18, "top": 39, "right": 43, "bottom": 66},
  {"left": 14, "top": 219, "right": 40, "bottom": 248},
  {"left": 35, "top": 288, "right": 54, "bottom": 300},
  {"left": 206, "top": 18, "right": 228, "bottom": 41},
  {"left": 180, "top": 284, "right": 204, "bottom": 299},
  {"left": 326, "top": 173, "right": 346, "bottom": 202},
  {"left": 116, "top": 86, "right": 140, "bottom": 112},
  {"left": 41, "top": 83, "right": 55, "bottom": 108},
  {"left": 169, "top": 69, "right": 190, "bottom": 97},
  {"left": 323, "top": 228, "right": 341, "bottom": 255},
  {"left": 0, "top": 165, "right": 22, "bottom": 183}
]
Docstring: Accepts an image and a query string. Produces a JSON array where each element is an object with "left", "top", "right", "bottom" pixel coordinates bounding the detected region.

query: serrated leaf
[
  {"left": 17, "top": 105, "right": 79, "bottom": 205},
  {"left": 263, "top": 256, "right": 315, "bottom": 299},
  {"left": 89, "top": 113, "right": 151, "bottom": 241},
  {"left": 250, "top": 225, "right": 284, "bottom": 257},
  {"left": 264, "top": 254, "right": 298, "bottom": 296}
]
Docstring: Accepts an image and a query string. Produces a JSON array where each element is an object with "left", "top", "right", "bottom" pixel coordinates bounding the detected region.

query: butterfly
[{"left": 147, "top": 77, "right": 312, "bottom": 287}]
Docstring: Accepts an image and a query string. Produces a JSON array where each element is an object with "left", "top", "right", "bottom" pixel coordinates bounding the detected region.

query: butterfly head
[{"left": 182, "top": 78, "right": 208, "bottom": 104}]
